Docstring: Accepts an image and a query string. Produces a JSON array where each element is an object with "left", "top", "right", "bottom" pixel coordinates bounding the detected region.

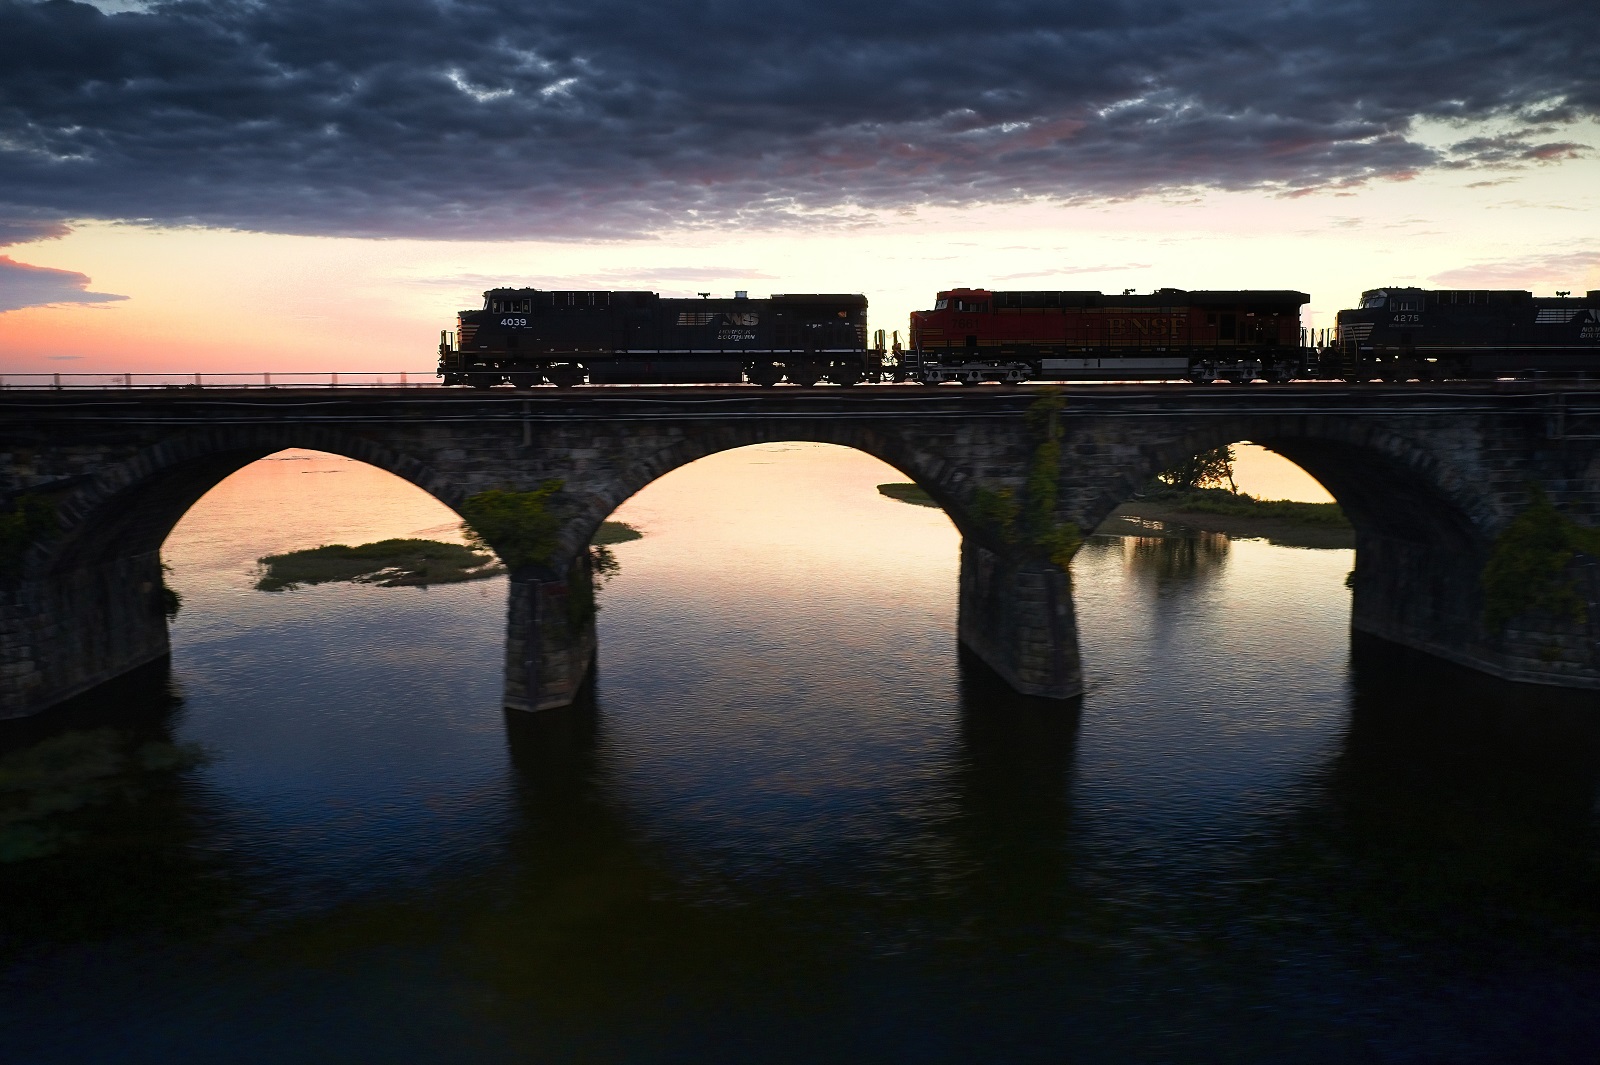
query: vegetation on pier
[
  {"left": 1481, "top": 487, "right": 1600, "bottom": 628},
  {"left": 0, "top": 492, "right": 57, "bottom": 581},
  {"left": 461, "top": 482, "right": 566, "bottom": 570}
]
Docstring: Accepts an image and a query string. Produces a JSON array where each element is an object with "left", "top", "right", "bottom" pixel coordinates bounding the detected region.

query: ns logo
[{"left": 1582, "top": 309, "right": 1600, "bottom": 342}]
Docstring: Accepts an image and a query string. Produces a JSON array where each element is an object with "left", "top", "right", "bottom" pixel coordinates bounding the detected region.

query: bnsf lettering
[{"left": 1108, "top": 318, "right": 1188, "bottom": 336}]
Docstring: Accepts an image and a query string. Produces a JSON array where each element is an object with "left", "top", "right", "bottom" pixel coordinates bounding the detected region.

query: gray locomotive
[
  {"left": 438, "top": 288, "right": 877, "bottom": 387},
  {"left": 1333, "top": 287, "right": 1600, "bottom": 379}
]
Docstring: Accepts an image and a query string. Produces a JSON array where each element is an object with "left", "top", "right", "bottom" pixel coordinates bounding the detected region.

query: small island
[
  {"left": 1098, "top": 488, "right": 1352, "bottom": 550},
  {"left": 876, "top": 482, "right": 938, "bottom": 507},
  {"left": 256, "top": 521, "right": 642, "bottom": 591}
]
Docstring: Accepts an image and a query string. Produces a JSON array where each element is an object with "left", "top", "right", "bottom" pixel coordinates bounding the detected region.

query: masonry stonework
[{"left": 3, "top": 385, "right": 1598, "bottom": 719}]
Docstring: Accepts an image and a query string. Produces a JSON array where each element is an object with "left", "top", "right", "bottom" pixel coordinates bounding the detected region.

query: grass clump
[
  {"left": 0, "top": 730, "right": 204, "bottom": 863},
  {"left": 877, "top": 483, "right": 938, "bottom": 508},
  {"left": 256, "top": 539, "right": 501, "bottom": 591},
  {"left": 1160, "top": 487, "right": 1351, "bottom": 528}
]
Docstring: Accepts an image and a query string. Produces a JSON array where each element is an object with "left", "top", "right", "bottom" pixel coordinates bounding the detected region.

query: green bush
[
  {"left": 1482, "top": 488, "right": 1600, "bottom": 629},
  {"left": 460, "top": 481, "right": 565, "bottom": 571}
]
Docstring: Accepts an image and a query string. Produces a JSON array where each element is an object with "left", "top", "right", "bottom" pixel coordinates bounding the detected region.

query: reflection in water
[
  {"left": 0, "top": 662, "right": 246, "bottom": 950},
  {"left": 1, "top": 443, "right": 1597, "bottom": 1063},
  {"left": 1102, "top": 529, "right": 1231, "bottom": 584}
]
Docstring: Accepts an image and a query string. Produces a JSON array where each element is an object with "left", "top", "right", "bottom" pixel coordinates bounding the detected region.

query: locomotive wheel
[
  {"left": 509, "top": 372, "right": 541, "bottom": 390},
  {"left": 829, "top": 364, "right": 863, "bottom": 387},
  {"left": 747, "top": 361, "right": 782, "bottom": 388},
  {"left": 546, "top": 364, "right": 584, "bottom": 389},
  {"left": 789, "top": 361, "right": 824, "bottom": 388}
]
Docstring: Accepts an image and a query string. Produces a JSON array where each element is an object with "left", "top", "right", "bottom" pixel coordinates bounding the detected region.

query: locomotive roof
[
  {"left": 935, "top": 288, "right": 1309, "bottom": 305},
  {"left": 1359, "top": 286, "right": 1600, "bottom": 301},
  {"left": 478, "top": 287, "right": 864, "bottom": 301}
]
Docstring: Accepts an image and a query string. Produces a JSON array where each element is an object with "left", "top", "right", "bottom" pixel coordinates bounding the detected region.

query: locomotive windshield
[{"left": 1359, "top": 292, "right": 1388, "bottom": 309}]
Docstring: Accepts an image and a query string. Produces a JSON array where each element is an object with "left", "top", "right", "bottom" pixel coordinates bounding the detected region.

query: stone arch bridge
[{"left": 4, "top": 385, "right": 1599, "bottom": 719}]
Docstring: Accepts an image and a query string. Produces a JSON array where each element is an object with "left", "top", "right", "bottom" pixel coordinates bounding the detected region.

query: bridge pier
[
  {"left": 1353, "top": 530, "right": 1600, "bottom": 688},
  {"left": 1, "top": 552, "right": 171, "bottom": 719},
  {"left": 958, "top": 539, "right": 1083, "bottom": 700},
  {"left": 504, "top": 552, "right": 599, "bottom": 712}
]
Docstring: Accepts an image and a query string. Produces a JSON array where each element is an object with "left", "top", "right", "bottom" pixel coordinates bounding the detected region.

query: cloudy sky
[{"left": 0, "top": 0, "right": 1596, "bottom": 372}]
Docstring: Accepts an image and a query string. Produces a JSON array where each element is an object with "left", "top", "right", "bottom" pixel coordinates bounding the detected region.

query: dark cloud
[
  {"left": 0, "top": 255, "right": 127, "bottom": 312},
  {"left": 0, "top": 217, "right": 71, "bottom": 246},
  {"left": 0, "top": 0, "right": 1594, "bottom": 240}
]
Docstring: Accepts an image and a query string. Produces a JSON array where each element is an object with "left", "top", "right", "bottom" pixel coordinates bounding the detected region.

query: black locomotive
[
  {"left": 1333, "top": 287, "right": 1600, "bottom": 379},
  {"left": 438, "top": 288, "right": 877, "bottom": 387}
]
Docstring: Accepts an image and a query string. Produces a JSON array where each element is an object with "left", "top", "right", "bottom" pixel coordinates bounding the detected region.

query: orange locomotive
[{"left": 906, "top": 287, "right": 1310, "bottom": 384}]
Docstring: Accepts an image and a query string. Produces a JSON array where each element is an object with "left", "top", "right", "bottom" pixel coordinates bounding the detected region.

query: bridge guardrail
[{"left": 0, "top": 372, "right": 440, "bottom": 390}]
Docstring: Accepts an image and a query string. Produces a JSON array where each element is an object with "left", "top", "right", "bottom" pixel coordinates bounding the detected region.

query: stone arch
[
  {"left": 1074, "top": 414, "right": 1491, "bottom": 553},
  {"left": 36, "top": 425, "right": 460, "bottom": 578},
  {"left": 1066, "top": 412, "right": 1506, "bottom": 679},
  {"left": 3, "top": 427, "right": 470, "bottom": 719},
  {"left": 557, "top": 421, "right": 977, "bottom": 557}
]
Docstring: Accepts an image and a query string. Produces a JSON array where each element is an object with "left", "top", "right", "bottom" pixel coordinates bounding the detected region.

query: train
[
  {"left": 437, "top": 284, "right": 1600, "bottom": 386},
  {"left": 905, "top": 287, "right": 1309, "bottom": 384},
  {"left": 1332, "top": 287, "right": 1600, "bottom": 380},
  {"left": 437, "top": 288, "right": 877, "bottom": 388}
]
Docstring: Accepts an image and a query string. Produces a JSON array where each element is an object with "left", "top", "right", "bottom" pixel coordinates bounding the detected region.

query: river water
[{"left": 3, "top": 444, "right": 1598, "bottom": 1063}]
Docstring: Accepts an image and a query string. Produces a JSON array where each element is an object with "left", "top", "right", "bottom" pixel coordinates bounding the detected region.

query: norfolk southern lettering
[{"left": 438, "top": 289, "right": 875, "bottom": 388}]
